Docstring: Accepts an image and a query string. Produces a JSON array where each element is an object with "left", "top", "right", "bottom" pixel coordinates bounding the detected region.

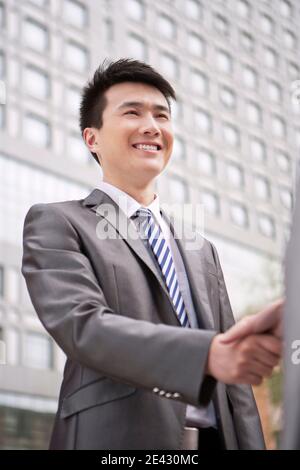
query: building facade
[{"left": 0, "top": 0, "right": 299, "bottom": 448}]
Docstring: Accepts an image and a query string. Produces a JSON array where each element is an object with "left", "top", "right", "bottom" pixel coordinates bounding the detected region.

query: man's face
[{"left": 89, "top": 82, "right": 173, "bottom": 186}]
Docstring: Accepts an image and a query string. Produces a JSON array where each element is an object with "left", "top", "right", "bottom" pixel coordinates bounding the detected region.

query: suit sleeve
[
  {"left": 210, "top": 242, "right": 266, "bottom": 449},
  {"left": 21, "top": 203, "right": 216, "bottom": 407}
]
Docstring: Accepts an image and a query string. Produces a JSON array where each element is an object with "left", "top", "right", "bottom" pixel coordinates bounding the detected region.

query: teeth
[{"left": 135, "top": 144, "right": 159, "bottom": 151}]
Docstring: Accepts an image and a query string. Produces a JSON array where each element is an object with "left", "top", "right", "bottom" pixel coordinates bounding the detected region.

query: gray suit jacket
[{"left": 21, "top": 189, "right": 265, "bottom": 450}]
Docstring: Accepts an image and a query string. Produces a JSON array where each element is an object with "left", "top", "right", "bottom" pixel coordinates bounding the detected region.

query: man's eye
[
  {"left": 158, "top": 114, "right": 169, "bottom": 119},
  {"left": 125, "top": 110, "right": 138, "bottom": 115}
]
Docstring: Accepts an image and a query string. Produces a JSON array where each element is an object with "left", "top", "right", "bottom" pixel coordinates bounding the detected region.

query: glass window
[
  {"left": 264, "top": 47, "right": 277, "bottom": 69},
  {"left": 23, "top": 18, "right": 49, "bottom": 52},
  {"left": 0, "top": 51, "right": 4, "bottom": 79},
  {"left": 288, "top": 62, "right": 299, "bottom": 80},
  {"left": 201, "top": 190, "right": 219, "bottom": 216},
  {"left": 127, "top": 34, "right": 147, "bottom": 60},
  {"left": 261, "top": 14, "right": 274, "bottom": 35},
  {"left": 63, "top": 0, "right": 87, "bottom": 28},
  {"left": 191, "top": 69, "right": 208, "bottom": 95},
  {"left": 227, "top": 162, "right": 244, "bottom": 188},
  {"left": 104, "top": 18, "right": 114, "bottom": 43},
  {"left": 67, "top": 133, "right": 89, "bottom": 163},
  {"left": 276, "top": 151, "right": 290, "bottom": 172},
  {"left": 220, "top": 85, "right": 236, "bottom": 108},
  {"left": 250, "top": 137, "right": 266, "bottom": 162},
  {"left": 23, "top": 332, "right": 53, "bottom": 369},
  {"left": 6, "top": 329, "right": 19, "bottom": 366},
  {"left": 258, "top": 214, "right": 275, "bottom": 238},
  {"left": 186, "top": 0, "right": 202, "bottom": 20},
  {"left": 0, "top": 104, "right": 4, "bottom": 128},
  {"left": 195, "top": 109, "right": 212, "bottom": 134},
  {"left": 171, "top": 99, "right": 182, "bottom": 122},
  {"left": 158, "top": 13, "right": 176, "bottom": 40},
  {"left": 236, "top": 0, "right": 250, "bottom": 18},
  {"left": 126, "top": 0, "right": 145, "bottom": 21},
  {"left": 23, "top": 114, "right": 51, "bottom": 148},
  {"left": 268, "top": 80, "right": 282, "bottom": 103},
  {"left": 223, "top": 123, "right": 240, "bottom": 147},
  {"left": 240, "top": 31, "right": 254, "bottom": 52},
  {"left": 280, "top": 0, "right": 292, "bottom": 17},
  {"left": 230, "top": 202, "right": 248, "bottom": 227},
  {"left": 187, "top": 33, "right": 205, "bottom": 57},
  {"left": 295, "top": 128, "right": 300, "bottom": 149},
  {"left": 66, "top": 86, "right": 81, "bottom": 115},
  {"left": 243, "top": 65, "right": 257, "bottom": 89},
  {"left": 214, "top": 14, "right": 229, "bottom": 35},
  {"left": 160, "top": 52, "right": 178, "bottom": 79},
  {"left": 217, "top": 50, "right": 232, "bottom": 74},
  {"left": 5, "top": 267, "right": 20, "bottom": 304},
  {"left": 254, "top": 175, "right": 270, "bottom": 200},
  {"left": 169, "top": 177, "right": 188, "bottom": 203},
  {"left": 197, "top": 148, "right": 215, "bottom": 175},
  {"left": 28, "top": 0, "right": 48, "bottom": 6},
  {"left": 280, "top": 187, "right": 293, "bottom": 210},
  {"left": 272, "top": 115, "right": 286, "bottom": 138},
  {"left": 172, "top": 136, "right": 185, "bottom": 161},
  {"left": 24, "top": 65, "right": 50, "bottom": 99},
  {"left": 283, "top": 29, "right": 297, "bottom": 50},
  {"left": 0, "top": 2, "right": 5, "bottom": 28},
  {"left": 247, "top": 101, "right": 262, "bottom": 125},
  {"left": 65, "top": 41, "right": 88, "bottom": 72}
]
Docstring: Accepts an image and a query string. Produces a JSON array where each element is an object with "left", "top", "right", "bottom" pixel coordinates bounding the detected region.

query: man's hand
[
  {"left": 220, "top": 298, "right": 284, "bottom": 345},
  {"left": 206, "top": 333, "right": 282, "bottom": 386}
]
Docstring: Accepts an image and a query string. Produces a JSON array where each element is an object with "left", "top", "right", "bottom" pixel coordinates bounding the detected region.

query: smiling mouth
[{"left": 132, "top": 144, "right": 162, "bottom": 153}]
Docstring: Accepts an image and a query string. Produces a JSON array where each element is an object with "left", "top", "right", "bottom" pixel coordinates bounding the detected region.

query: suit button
[
  {"left": 173, "top": 392, "right": 181, "bottom": 399},
  {"left": 159, "top": 390, "right": 166, "bottom": 396},
  {"left": 165, "top": 393, "right": 172, "bottom": 398},
  {"left": 153, "top": 387, "right": 159, "bottom": 393}
]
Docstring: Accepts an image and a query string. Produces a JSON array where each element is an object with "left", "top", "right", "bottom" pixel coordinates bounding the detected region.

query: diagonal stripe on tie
[{"left": 133, "top": 208, "right": 191, "bottom": 328}]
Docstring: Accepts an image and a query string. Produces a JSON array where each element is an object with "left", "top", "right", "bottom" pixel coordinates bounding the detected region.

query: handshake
[{"left": 206, "top": 299, "right": 283, "bottom": 386}]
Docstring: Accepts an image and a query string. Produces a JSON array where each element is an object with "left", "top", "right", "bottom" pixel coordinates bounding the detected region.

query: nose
[{"left": 139, "top": 114, "right": 161, "bottom": 136}]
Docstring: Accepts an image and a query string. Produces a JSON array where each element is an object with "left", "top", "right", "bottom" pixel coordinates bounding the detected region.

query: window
[
  {"left": 0, "top": 104, "right": 4, "bottom": 128},
  {"left": 0, "top": 2, "right": 5, "bottom": 28},
  {"left": 250, "top": 137, "right": 266, "bottom": 162},
  {"left": 67, "top": 133, "right": 89, "bottom": 163},
  {"left": 258, "top": 214, "right": 275, "bottom": 238},
  {"left": 191, "top": 70, "right": 208, "bottom": 95},
  {"left": 217, "top": 50, "right": 232, "bottom": 74},
  {"left": 6, "top": 329, "right": 19, "bottom": 366},
  {"left": 0, "top": 51, "right": 4, "bottom": 79},
  {"left": 227, "top": 162, "right": 244, "bottom": 188},
  {"left": 268, "top": 80, "right": 282, "bottom": 103},
  {"left": 223, "top": 123, "right": 240, "bottom": 147},
  {"left": 280, "top": 187, "right": 293, "bottom": 210},
  {"left": 29, "top": 0, "right": 48, "bottom": 6},
  {"left": 264, "top": 47, "right": 278, "bottom": 69},
  {"left": 23, "top": 332, "right": 53, "bottom": 369},
  {"left": 280, "top": 0, "right": 292, "bottom": 18},
  {"left": 126, "top": 0, "right": 145, "bottom": 21},
  {"left": 276, "top": 151, "right": 290, "bottom": 172},
  {"left": 284, "top": 30, "right": 297, "bottom": 50},
  {"left": 171, "top": 99, "right": 182, "bottom": 122},
  {"left": 272, "top": 115, "right": 286, "bottom": 138},
  {"left": 240, "top": 31, "right": 254, "bottom": 52},
  {"left": 63, "top": 0, "right": 87, "bottom": 28},
  {"left": 23, "top": 19, "right": 49, "bottom": 52},
  {"left": 23, "top": 114, "right": 51, "bottom": 148},
  {"left": 104, "top": 18, "right": 113, "bottom": 43},
  {"left": 5, "top": 267, "right": 20, "bottom": 304},
  {"left": 24, "top": 65, "right": 50, "bottom": 99},
  {"left": 172, "top": 136, "right": 185, "bottom": 161},
  {"left": 158, "top": 14, "right": 176, "bottom": 40},
  {"left": 230, "top": 202, "right": 248, "bottom": 227},
  {"left": 220, "top": 85, "right": 236, "bottom": 109},
  {"left": 65, "top": 41, "right": 88, "bottom": 72},
  {"left": 236, "top": 0, "right": 250, "bottom": 18},
  {"left": 187, "top": 33, "right": 205, "bottom": 57},
  {"left": 296, "top": 128, "right": 300, "bottom": 149},
  {"left": 243, "top": 65, "right": 257, "bottom": 89},
  {"left": 254, "top": 175, "right": 270, "bottom": 200},
  {"left": 197, "top": 148, "right": 215, "bottom": 175},
  {"left": 186, "top": 0, "right": 202, "bottom": 20},
  {"left": 160, "top": 52, "right": 178, "bottom": 79},
  {"left": 288, "top": 62, "right": 299, "bottom": 80},
  {"left": 0, "top": 265, "right": 3, "bottom": 297},
  {"left": 127, "top": 34, "right": 147, "bottom": 60},
  {"left": 214, "top": 14, "right": 229, "bottom": 35},
  {"left": 169, "top": 177, "right": 188, "bottom": 203},
  {"left": 247, "top": 101, "right": 262, "bottom": 125},
  {"left": 66, "top": 86, "right": 81, "bottom": 115},
  {"left": 261, "top": 14, "right": 274, "bottom": 35},
  {"left": 201, "top": 190, "right": 219, "bottom": 216},
  {"left": 195, "top": 109, "right": 212, "bottom": 134}
]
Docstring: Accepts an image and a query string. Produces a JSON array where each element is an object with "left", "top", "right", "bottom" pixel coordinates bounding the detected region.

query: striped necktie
[{"left": 133, "top": 207, "right": 191, "bottom": 328}]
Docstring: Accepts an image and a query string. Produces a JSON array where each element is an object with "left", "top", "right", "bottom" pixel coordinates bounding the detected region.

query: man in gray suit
[{"left": 22, "top": 59, "right": 281, "bottom": 450}]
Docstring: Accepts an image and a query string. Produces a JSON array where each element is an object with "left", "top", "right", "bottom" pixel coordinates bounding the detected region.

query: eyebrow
[{"left": 117, "top": 101, "right": 170, "bottom": 114}]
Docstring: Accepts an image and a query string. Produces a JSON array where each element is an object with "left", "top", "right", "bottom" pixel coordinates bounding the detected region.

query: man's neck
[{"left": 102, "top": 177, "right": 156, "bottom": 206}]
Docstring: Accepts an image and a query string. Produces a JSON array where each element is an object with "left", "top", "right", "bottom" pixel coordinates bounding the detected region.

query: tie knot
[{"left": 134, "top": 207, "right": 152, "bottom": 220}]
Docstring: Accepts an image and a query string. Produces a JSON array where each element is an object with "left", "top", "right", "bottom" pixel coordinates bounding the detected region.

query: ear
[{"left": 83, "top": 128, "right": 99, "bottom": 153}]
